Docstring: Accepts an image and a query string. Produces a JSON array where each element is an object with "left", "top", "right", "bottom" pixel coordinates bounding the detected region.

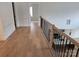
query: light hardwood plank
[{"left": 0, "top": 22, "right": 52, "bottom": 57}]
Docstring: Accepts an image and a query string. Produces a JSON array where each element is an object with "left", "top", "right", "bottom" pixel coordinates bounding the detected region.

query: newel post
[{"left": 49, "top": 25, "right": 55, "bottom": 49}]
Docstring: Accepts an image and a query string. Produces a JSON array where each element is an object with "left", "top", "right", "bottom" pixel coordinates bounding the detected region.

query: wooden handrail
[
  {"left": 53, "top": 25, "right": 79, "bottom": 47},
  {"left": 40, "top": 16, "right": 79, "bottom": 57},
  {"left": 40, "top": 16, "right": 53, "bottom": 26},
  {"left": 40, "top": 16, "right": 79, "bottom": 47}
]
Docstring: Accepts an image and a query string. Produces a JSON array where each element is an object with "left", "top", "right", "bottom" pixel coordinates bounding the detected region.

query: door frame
[{"left": 12, "top": 2, "right": 17, "bottom": 29}]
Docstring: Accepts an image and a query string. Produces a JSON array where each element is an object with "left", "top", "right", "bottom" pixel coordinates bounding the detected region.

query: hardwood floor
[{"left": 0, "top": 21, "right": 52, "bottom": 57}]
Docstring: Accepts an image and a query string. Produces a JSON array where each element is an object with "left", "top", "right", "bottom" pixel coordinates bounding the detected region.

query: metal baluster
[
  {"left": 66, "top": 40, "right": 71, "bottom": 57},
  {"left": 43, "top": 20, "right": 45, "bottom": 34},
  {"left": 40, "top": 17, "right": 43, "bottom": 28},
  {"left": 63, "top": 37, "right": 68, "bottom": 57},
  {"left": 56, "top": 33, "right": 60, "bottom": 57},
  {"left": 42, "top": 19, "right": 44, "bottom": 32},
  {"left": 60, "top": 35, "right": 62, "bottom": 57},
  {"left": 48, "top": 29, "right": 50, "bottom": 42},
  {"left": 57, "top": 34, "right": 61, "bottom": 57},
  {"left": 59, "top": 34, "right": 62, "bottom": 57},
  {"left": 76, "top": 48, "right": 79, "bottom": 57},
  {"left": 70, "top": 44, "right": 75, "bottom": 57},
  {"left": 53, "top": 32, "right": 56, "bottom": 56},
  {"left": 54, "top": 32, "right": 60, "bottom": 56}
]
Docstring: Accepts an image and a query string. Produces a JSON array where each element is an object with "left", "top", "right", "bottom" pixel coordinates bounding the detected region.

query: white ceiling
[{"left": 37, "top": 2, "right": 79, "bottom": 29}]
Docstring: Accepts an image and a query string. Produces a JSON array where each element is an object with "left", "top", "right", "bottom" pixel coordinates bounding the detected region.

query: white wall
[
  {"left": 64, "top": 29, "right": 79, "bottom": 38},
  {"left": 0, "top": 2, "right": 15, "bottom": 39},
  {"left": 0, "top": 20, "right": 5, "bottom": 40},
  {"left": 38, "top": 2, "right": 79, "bottom": 29},
  {"left": 14, "top": 2, "right": 31, "bottom": 27}
]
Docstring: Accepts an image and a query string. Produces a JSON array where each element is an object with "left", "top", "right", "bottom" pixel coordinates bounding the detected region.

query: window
[{"left": 29, "top": 6, "right": 33, "bottom": 17}]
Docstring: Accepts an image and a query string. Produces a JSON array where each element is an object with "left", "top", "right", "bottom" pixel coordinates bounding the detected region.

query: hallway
[{"left": 0, "top": 22, "right": 52, "bottom": 57}]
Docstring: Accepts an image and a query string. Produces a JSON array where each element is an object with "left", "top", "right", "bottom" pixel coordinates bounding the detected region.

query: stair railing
[{"left": 40, "top": 16, "right": 79, "bottom": 57}]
